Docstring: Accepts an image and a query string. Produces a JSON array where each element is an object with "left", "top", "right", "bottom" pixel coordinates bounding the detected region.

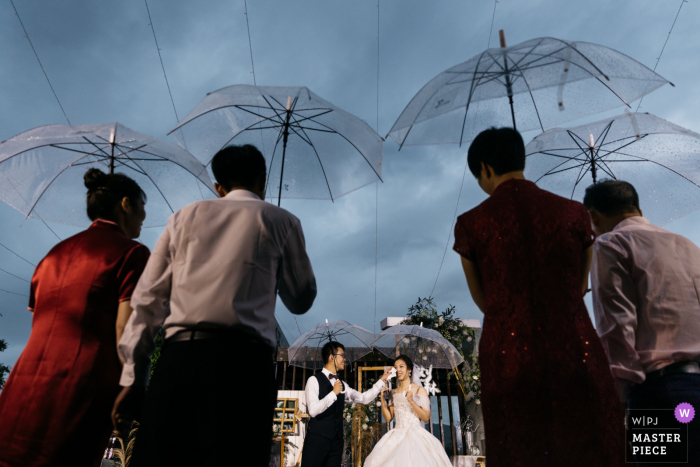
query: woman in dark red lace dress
[
  {"left": 0, "top": 169, "right": 149, "bottom": 467},
  {"left": 453, "top": 128, "right": 628, "bottom": 467}
]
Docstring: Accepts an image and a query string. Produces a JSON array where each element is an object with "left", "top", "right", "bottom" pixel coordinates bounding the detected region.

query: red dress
[
  {"left": 0, "top": 220, "right": 149, "bottom": 467},
  {"left": 453, "top": 179, "right": 627, "bottom": 467}
]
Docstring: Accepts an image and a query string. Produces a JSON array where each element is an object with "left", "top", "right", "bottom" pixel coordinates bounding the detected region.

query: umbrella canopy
[
  {"left": 168, "top": 85, "right": 383, "bottom": 205},
  {"left": 388, "top": 34, "right": 671, "bottom": 148},
  {"left": 373, "top": 324, "right": 464, "bottom": 369},
  {"left": 287, "top": 320, "right": 376, "bottom": 371},
  {"left": 0, "top": 123, "right": 215, "bottom": 227},
  {"left": 524, "top": 112, "right": 700, "bottom": 225}
]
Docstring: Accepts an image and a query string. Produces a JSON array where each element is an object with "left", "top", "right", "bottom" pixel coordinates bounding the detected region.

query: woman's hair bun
[{"left": 84, "top": 168, "right": 108, "bottom": 191}]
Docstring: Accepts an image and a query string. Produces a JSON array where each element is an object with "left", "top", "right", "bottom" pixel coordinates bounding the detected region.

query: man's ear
[
  {"left": 480, "top": 162, "right": 493, "bottom": 180},
  {"left": 214, "top": 183, "right": 227, "bottom": 198}
]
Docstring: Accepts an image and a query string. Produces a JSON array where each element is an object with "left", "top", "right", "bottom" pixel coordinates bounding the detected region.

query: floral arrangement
[{"left": 404, "top": 297, "right": 481, "bottom": 404}]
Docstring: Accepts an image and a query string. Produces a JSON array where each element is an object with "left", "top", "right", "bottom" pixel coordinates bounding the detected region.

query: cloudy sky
[{"left": 1, "top": 0, "right": 699, "bottom": 367}]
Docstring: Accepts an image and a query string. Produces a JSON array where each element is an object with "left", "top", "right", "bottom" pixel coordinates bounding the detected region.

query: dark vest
[{"left": 307, "top": 373, "right": 345, "bottom": 439}]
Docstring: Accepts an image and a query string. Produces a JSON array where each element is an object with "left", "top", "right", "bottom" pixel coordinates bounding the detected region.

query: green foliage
[
  {"left": 404, "top": 297, "right": 475, "bottom": 359},
  {"left": 0, "top": 339, "right": 10, "bottom": 389},
  {"left": 404, "top": 297, "right": 481, "bottom": 404}
]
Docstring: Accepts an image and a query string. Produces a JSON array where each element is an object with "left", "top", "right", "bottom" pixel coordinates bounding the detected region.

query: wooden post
[
  {"left": 292, "top": 365, "right": 297, "bottom": 390},
  {"left": 436, "top": 371, "right": 445, "bottom": 448},
  {"left": 281, "top": 432, "right": 285, "bottom": 467},
  {"left": 282, "top": 362, "right": 287, "bottom": 390},
  {"left": 446, "top": 374, "right": 457, "bottom": 456},
  {"left": 499, "top": 29, "right": 506, "bottom": 48}
]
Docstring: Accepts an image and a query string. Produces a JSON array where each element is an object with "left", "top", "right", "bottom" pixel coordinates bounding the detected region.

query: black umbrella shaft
[
  {"left": 503, "top": 55, "right": 517, "bottom": 131},
  {"left": 590, "top": 147, "right": 597, "bottom": 184},
  {"left": 109, "top": 143, "right": 115, "bottom": 174},
  {"left": 278, "top": 110, "right": 292, "bottom": 207}
]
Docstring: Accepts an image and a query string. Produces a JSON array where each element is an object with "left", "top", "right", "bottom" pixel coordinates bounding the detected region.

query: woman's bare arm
[
  {"left": 408, "top": 387, "right": 431, "bottom": 423},
  {"left": 581, "top": 246, "right": 593, "bottom": 296},
  {"left": 116, "top": 300, "right": 134, "bottom": 362},
  {"left": 461, "top": 256, "right": 485, "bottom": 312},
  {"left": 380, "top": 387, "right": 394, "bottom": 422}
]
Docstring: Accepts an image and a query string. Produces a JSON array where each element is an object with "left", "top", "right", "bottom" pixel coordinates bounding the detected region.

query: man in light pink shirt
[{"left": 585, "top": 179, "right": 700, "bottom": 465}]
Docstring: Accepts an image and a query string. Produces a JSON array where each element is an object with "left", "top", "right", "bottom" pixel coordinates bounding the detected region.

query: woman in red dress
[
  {"left": 0, "top": 169, "right": 150, "bottom": 467},
  {"left": 453, "top": 128, "right": 628, "bottom": 466}
]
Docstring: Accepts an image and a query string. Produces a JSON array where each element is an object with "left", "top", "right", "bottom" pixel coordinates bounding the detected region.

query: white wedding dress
[{"left": 363, "top": 384, "right": 452, "bottom": 467}]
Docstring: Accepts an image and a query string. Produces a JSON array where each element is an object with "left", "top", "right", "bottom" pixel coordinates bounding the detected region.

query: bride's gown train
[{"left": 363, "top": 385, "right": 452, "bottom": 467}]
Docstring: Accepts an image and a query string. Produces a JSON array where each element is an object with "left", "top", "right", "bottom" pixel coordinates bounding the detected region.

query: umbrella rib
[
  {"left": 536, "top": 150, "right": 588, "bottom": 161},
  {"left": 569, "top": 166, "right": 589, "bottom": 199},
  {"left": 288, "top": 114, "right": 335, "bottom": 201},
  {"left": 512, "top": 67, "right": 545, "bottom": 131},
  {"left": 264, "top": 124, "right": 286, "bottom": 200},
  {"left": 290, "top": 113, "right": 382, "bottom": 181},
  {"left": 541, "top": 162, "right": 590, "bottom": 176},
  {"left": 550, "top": 38, "right": 610, "bottom": 80},
  {"left": 24, "top": 150, "right": 100, "bottom": 219},
  {"left": 234, "top": 105, "right": 285, "bottom": 125},
  {"left": 459, "top": 51, "right": 488, "bottom": 146},
  {"left": 123, "top": 155, "right": 175, "bottom": 213},
  {"left": 533, "top": 152, "right": 588, "bottom": 184}
]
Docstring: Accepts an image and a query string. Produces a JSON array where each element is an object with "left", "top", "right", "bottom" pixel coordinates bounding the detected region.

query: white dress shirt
[
  {"left": 591, "top": 216, "right": 700, "bottom": 399},
  {"left": 305, "top": 368, "right": 386, "bottom": 417},
  {"left": 119, "top": 189, "right": 316, "bottom": 386}
]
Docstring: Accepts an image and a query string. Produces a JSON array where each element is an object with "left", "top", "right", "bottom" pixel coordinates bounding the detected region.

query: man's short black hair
[
  {"left": 211, "top": 144, "right": 266, "bottom": 191},
  {"left": 583, "top": 179, "right": 641, "bottom": 217},
  {"left": 322, "top": 341, "right": 345, "bottom": 365},
  {"left": 467, "top": 127, "right": 526, "bottom": 178}
]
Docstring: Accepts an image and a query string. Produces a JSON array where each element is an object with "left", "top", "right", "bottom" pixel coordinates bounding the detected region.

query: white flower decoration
[
  {"left": 475, "top": 399, "right": 481, "bottom": 405},
  {"left": 346, "top": 415, "right": 352, "bottom": 421},
  {"left": 467, "top": 337, "right": 473, "bottom": 342},
  {"left": 364, "top": 416, "right": 369, "bottom": 422},
  {"left": 362, "top": 424, "right": 368, "bottom": 430},
  {"left": 423, "top": 356, "right": 428, "bottom": 360}
]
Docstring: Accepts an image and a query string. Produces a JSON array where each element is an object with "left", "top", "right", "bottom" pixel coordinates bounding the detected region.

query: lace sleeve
[{"left": 412, "top": 394, "right": 431, "bottom": 411}]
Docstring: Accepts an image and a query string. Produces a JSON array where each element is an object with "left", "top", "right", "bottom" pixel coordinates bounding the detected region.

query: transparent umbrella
[
  {"left": 388, "top": 31, "right": 671, "bottom": 148},
  {"left": 524, "top": 112, "right": 700, "bottom": 225},
  {"left": 288, "top": 320, "right": 376, "bottom": 372},
  {"left": 0, "top": 123, "right": 215, "bottom": 227},
  {"left": 168, "top": 85, "right": 383, "bottom": 206},
  {"left": 372, "top": 325, "right": 464, "bottom": 370}
]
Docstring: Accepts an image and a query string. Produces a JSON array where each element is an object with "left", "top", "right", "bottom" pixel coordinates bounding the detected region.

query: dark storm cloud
[{"left": 2, "top": 0, "right": 699, "bottom": 359}]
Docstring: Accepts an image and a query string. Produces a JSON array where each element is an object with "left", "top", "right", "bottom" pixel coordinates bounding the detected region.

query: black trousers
[
  {"left": 131, "top": 336, "right": 277, "bottom": 467},
  {"left": 301, "top": 432, "right": 344, "bottom": 467}
]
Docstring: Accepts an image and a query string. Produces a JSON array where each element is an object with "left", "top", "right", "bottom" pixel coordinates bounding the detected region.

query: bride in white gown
[{"left": 363, "top": 355, "right": 452, "bottom": 467}]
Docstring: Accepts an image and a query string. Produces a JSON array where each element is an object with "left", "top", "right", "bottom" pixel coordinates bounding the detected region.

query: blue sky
[{"left": 1, "top": 0, "right": 699, "bottom": 367}]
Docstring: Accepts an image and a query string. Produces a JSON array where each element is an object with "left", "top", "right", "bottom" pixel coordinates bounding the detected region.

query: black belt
[
  {"left": 646, "top": 361, "right": 700, "bottom": 382},
  {"left": 165, "top": 328, "right": 269, "bottom": 348}
]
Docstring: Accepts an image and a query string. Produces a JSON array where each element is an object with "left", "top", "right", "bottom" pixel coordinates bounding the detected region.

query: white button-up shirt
[
  {"left": 305, "top": 368, "right": 385, "bottom": 417},
  {"left": 591, "top": 216, "right": 700, "bottom": 399},
  {"left": 119, "top": 190, "right": 316, "bottom": 386}
]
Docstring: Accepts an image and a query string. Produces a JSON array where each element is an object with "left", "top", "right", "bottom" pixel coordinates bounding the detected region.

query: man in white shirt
[
  {"left": 112, "top": 144, "right": 317, "bottom": 467},
  {"left": 302, "top": 342, "right": 390, "bottom": 467},
  {"left": 584, "top": 179, "right": 700, "bottom": 465}
]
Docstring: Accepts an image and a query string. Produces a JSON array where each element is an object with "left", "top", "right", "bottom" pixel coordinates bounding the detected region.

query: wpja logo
[{"left": 626, "top": 403, "right": 694, "bottom": 463}]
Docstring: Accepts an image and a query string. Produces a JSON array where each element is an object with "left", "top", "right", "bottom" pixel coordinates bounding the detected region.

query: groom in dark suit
[{"left": 302, "top": 342, "right": 390, "bottom": 467}]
